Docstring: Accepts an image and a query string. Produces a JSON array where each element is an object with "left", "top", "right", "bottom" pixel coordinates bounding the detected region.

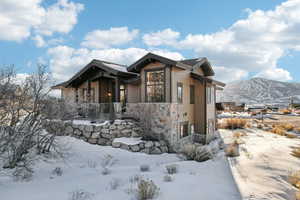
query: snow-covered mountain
[{"left": 217, "top": 78, "right": 300, "bottom": 104}]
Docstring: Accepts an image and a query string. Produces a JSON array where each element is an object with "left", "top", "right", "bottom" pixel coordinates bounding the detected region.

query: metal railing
[{"left": 77, "top": 103, "right": 123, "bottom": 120}]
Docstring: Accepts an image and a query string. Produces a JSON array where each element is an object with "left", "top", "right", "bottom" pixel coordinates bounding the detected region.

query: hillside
[{"left": 217, "top": 78, "right": 300, "bottom": 104}]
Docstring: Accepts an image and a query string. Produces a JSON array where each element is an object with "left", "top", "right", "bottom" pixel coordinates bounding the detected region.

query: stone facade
[{"left": 43, "top": 119, "right": 168, "bottom": 154}]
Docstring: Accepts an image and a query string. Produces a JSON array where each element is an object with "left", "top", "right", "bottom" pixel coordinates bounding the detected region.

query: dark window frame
[
  {"left": 144, "top": 67, "right": 166, "bottom": 103},
  {"left": 190, "top": 85, "right": 195, "bottom": 104},
  {"left": 177, "top": 82, "right": 183, "bottom": 103}
]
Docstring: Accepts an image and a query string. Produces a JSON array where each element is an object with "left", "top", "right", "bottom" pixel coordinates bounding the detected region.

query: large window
[
  {"left": 206, "top": 86, "right": 214, "bottom": 104},
  {"left": 177, "top": 82, "right": 183, "bottom": 103},
  {"left": 145, "top": 69, "right": 165, "bottom": 102},
  {"left": 190, "top": 85, "right": 195, "bottom": 104}
]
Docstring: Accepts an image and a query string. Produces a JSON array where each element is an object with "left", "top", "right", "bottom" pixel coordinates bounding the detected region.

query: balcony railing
[{"left": 77, "top": 103, "right": 123, "bottom": 120}]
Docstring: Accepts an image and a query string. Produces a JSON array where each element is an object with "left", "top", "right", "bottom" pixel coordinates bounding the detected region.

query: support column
[
  {"left": 87, "top": 80, "right": 91, "bottom": 103},
  {"left": 115, "top": 78, "right": 120, "bottom": 102},
  {"left": 75, "top": 87, "right": 79, "bottom": 103}
]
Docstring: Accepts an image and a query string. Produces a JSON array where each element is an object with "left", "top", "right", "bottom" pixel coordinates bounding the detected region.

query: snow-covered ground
[
  {"left": 218, "top": 112, "right": 273, "bottom": 119},
  {"left": 220, "top": 128, "right": 300, "bottom": 200},
  {"left": 0, "top": 136, "right": 241, "bottom": 200}
]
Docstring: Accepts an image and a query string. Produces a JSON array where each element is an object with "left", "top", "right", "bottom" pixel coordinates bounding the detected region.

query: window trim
[
  {"left": 177, "top": 82, "right": 183, "bottom": 103},
  {"left": 190, "top": 84, "right": 195, "bottom": 104},
  {"left": 144, "top": 67, "right": 166, "bottom": 103}
]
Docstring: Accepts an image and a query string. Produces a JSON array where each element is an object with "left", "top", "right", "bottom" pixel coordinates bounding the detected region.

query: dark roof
[
  {"left": 52, "top": 59, "right": 138, "bottom": 88},
  {"left": 190, "top": 72, "right": 226, "bottom": 87},
  {"left": 128, "top": 52, "right": 215, "bottom": 76}
]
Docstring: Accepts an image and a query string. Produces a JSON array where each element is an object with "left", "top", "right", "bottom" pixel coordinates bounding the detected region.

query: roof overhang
[{"left": 190, "top": 72, "right": 226, "bottom": 87}]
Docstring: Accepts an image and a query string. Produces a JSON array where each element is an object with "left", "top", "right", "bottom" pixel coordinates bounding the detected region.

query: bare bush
[
  {"left": 109, "top": 178, "right": 121, "bottom": 190},
  {"left": 221, "top": 118, "right": 248, "bottom": 129},
  {"left": 51, "top": 167, "right": 63, "bottom": 176},
  {"left": 100, "top": 154, "right": 117, "bottom": 175},
  {"left": 163, "top": 175, "right": 172, "bottom": 182},
  {"left": 0, "top": 65, "right": 61, "bottom": 174},
  {"left": 69, "top": 189, "right": 94, "bottom": 200},
  {"left": 12, "top": 166, "right": 33, "bottom": 182},
  {"left": 181, "top": 144, "right": 212, "bottom": 162},
  {"left": 42, "top": 98, "right": 78, "bottom": 120},
  {"left": 225, "top": 142, "right": 240, "bottom": 157},
  {"left": 87, "top": 160, "right": 97, "bottom": 168},
  {"left": 140, "top": 164, "right": 150, "bottom": 172},
  {"left": 166, "top": 164, "right": 178, "bottom": 174},
  {"left": 128, "top": 178, "right": 160, "bottom": 200}
]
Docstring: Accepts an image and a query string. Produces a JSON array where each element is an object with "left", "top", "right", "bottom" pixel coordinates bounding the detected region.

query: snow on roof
[{"left": 101, "top": 61, "right": 128, "bottom": 73}]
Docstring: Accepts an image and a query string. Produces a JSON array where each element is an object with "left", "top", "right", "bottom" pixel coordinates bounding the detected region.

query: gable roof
[
  {"left": 52, "top": 59, "right": 137, "bottom": 88},
  {"left": 128, "top": 52, "right": 215, "bottom": 76}
]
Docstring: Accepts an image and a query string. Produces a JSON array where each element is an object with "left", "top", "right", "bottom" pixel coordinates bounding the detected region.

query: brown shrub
[
  {"left": 288, "top": 171, "right": 300, "bottom": 189},
  {"left": 271, "top": 127, "right": 286, "bottom": 136},
  {"left": 222, "top": 118, "right": 248, "bottom": 129},
  {"left": 233, "top": 132, "right": 247, "bottom": 138},
  {"left": 225, "top": 141, "right": 239, "bottom": 157},
  {"left": 291, "top": 147, "right": 300, "bottom": 158},
  {"left": 279, "top": 123, "right": 295, "bottom": 131},
  {"left": 286, "top": 133, "right": 298, "bottom": 139},
  {"left": 281, "top": 109, "right": 292, "bottom": 115}
]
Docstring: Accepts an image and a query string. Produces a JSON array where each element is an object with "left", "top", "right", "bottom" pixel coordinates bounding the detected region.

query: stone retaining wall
[{"left": 44, "top": 119, "right": 168, "bottom": 154}]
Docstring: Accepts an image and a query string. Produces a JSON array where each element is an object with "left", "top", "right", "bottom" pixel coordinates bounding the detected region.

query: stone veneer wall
[
  {"left": 125, "top": 103, "right": 181, "bottom": 149},
  {"left": 43, "top": 119, "right": 169, "bottom": 154}
]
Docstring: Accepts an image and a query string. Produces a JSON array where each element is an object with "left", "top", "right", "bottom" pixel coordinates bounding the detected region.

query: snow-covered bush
[
  {"left": 100, "top": 154, "right": 117, "bottom": 175},
  {"left": 109, "top": 178, "right": 121, "bottom": 190},
  {"left": 101, "top": 167, "right": 110, "bottom": 175},
  {"left": 12, "top": 166, "right": 33, "bottom": 182},
  {"left": 128, "top": 178, "right": 160, "bottom": 200},
  {"left": 163, "top": 175, "right": 172, "bottom": 182},
  {"left": 87, "top": 160, "right": 97, "bottom": 168},
  {"left": 165, "top": 164, "right": 178, "bottom": 174},
  {"left": 181, "top": 144, "right": 212, "bottom": 162},
  {"left": 140, "top": 164, "right": 150, "bottom": 172},
  {"left": 51, "top": 167, "right": 63, "bottom": 176},
  {"left": 69, "top": 189, "right": 94, "bottom": 200}
]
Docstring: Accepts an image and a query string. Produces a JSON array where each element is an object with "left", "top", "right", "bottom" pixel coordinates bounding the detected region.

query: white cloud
[
  {"left": 213, "top": 66, "right": 248, "bottom": 83},
  {"left": 142, "top": 0, "right": 300, "bottom": 82},
  {"left": 35, "top": 0, "right": 84, "bottom": 36},
  {"left": 81, "top": 27, "right": 139, "bottom": 49},
  {"left": 32, "top": 35, "right": 46, "bottom": 47},
  {"left": 48, "top": 46, "right": 184, "bottom": 82},
  {"left": 143, "top": 28, "right": 180, "bottom": 46},
  {"left": 0, "top": 0, "right": 83, "bottom": 42},
  {"left": 254, "top": 67, "right": 292, "bottom": 81}
]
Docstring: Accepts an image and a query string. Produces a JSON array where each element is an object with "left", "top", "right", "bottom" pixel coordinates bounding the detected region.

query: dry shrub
[
  {"left": 233, "top": 132, "right": 247, "bottom": 138},
  {"left": 286, "top": 133, "right": 298, "bottom": 139},
  {"left": 222, "top": 118, "right": 248, "bottom": 129},
  {"left": 225, "top": 142, "right": 239, "bottom": 157},
  {"left": 288, "top": 171, "right": 300, "bottom": 189},
  {"left": 165, "top": 164, "right": 178, "bottom": 174},
  {"left": 279, "top": 123, "right": 295, "bottom": 131},
  {"left": 296, "top": 191, "right": 300, "bottom": 200},
  {"left": 291, "top": 147, "right": 300, "bottom": 158},
  {"left": 257, "top": 124, "right": 263, "bottom": 129},
  {"left": 271, "top": 127, "right": 286, "bottom": 136},
  {"left": 134, "top": 179, "right": 160, "bottom": 200},
  {"left": 281, "top": 109, "right": 292, "bottom": 115}
]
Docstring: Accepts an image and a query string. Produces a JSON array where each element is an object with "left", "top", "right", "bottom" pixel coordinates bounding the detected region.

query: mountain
[{"left": 217, "top": 77, "right": 300, "bottom": 104}]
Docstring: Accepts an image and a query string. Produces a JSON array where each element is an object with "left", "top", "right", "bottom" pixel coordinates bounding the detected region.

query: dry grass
[
  {"left": 296, "top": 191, "right": 300, "bottom": 200},
  {"left": 281, "top": 109, "right": 292, "bottom": 115},
  {"left": 288, "top": 171, "right": 300, "bottom": 189},
  {"left": 286, "top": 133, "right": 298, "bottom": 139},
  {"left": 221, "top": 118, "right": 248, "bottom": 129},
  {"left": 233, "top": 132, "right": 247, "bottom": 138},
  {"left": 225, "top": 141, "right": 239, "bottom": 157},
  {"left": 271, "top": 127, "right": 287, "bottom": 136},
  {"left": 278, "top": 123, "right": 295, "bottom": 131},
  {"left": 291, "top": 147, "right": 300, "bottom": 158}
]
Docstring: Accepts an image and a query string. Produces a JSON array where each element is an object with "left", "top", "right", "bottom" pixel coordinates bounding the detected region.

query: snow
[
  {"left": 72, "top": 120, "right": 110, "bottom": 126},
  {"left": 102, "top": 62, "right": 128, "bottom": 73},
  {"left": 113, "top": 137, "right": 143, "bottom": 145},
  {"left": 220, "top": 128, "right": 300, "bottom": 200},
  {"left": 0, "top": 136, "right": 241, "bottom": 200},
  {"left": 218, "top": 112, "right": 272, "bottom": 119}
]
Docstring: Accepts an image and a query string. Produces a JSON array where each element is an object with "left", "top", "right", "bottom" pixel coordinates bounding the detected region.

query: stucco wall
[{"left": 127, "top": 84, "right": 140, "bottom": 103}]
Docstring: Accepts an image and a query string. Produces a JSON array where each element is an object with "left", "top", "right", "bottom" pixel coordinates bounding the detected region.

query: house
[{"left": 52, "top": 53, "right": 225, "bottom": 147}]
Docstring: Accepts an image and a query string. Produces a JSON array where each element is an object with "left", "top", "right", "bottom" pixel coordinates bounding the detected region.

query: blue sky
[{"left": 1, "top": 0, "right": 299, "bottom": 83}]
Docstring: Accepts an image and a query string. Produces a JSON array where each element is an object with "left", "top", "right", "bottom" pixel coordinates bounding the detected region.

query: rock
[
  {"left": 106, "top": 140, "right": 112, "bottom": 146},
  {"left": 113, "top": 120, "right": 122, "bottom": 125},
  {"left": 112, "top": 142, "right": 121, "bottom": 148},
  {"left": 125, "top": 124, "right": 132, "bottom": 129},
  {"left": 109, "top": 125, "right": 116, "bottom": 130},
  {"left": 65, "top": 126, "right": 73, "bottom": 135},
  {"left": 121, "top": 129, "right": 131, "bottom": 137},
  {"left": 74, "top": 129, "right": 82, "bottom": 136},
  {"left": 83, "top": 131, "right": 91, "bottom": 138},
  {"left": 154, "top": 141, "right": 161, "bottom": 147},
  {"left": 145, "top": 141, "right": 153, "bottom": 148},
  {"left": 102, "top": 133, "right": 112, "bottom": 139},
  {"left": 91, "top": 132, "right": 99, "bottom": 139},
  {"left": 160, "top": 146, "right": 168, "bottom": 153},
  {"left": 85, "top": 125, "right": 94, "bottom": 132},
  {"left": 159, "top": 140, "right": 167, "bottom": 146},
  {"left": 120, "top": 144, "right": 130, "bottom": 151},
  {"left": 139, "top": 142, "right": 145, "bottom": 149},
  {"left": 101, "top": 129, "right": 109, "bottom": 134},
  {"left": 79, "top": 125, "right": 85, "bottom": 131},
  {"left": 131, "top": 131, "right": 140, "bottom": 137},
  {"left": 98, "top": 138, "right": 108, "bottom": 145},
  {"left": 141, "top": 148, "right": 150, "bottom": 154},
  {"left": 94, "top": 126, "right": 102, "bottom": 132},
  {"left": 150, "top": 147, "right": 162, "bottom": 154},
  {"left": 88, "top": 138, "right": 98, "bottom": 144},
  {"left": 110, "top": 130, "right": 120, "bottom": 137},
  {"left": 117, "top": 125, "right": 125, "bottom": 130},
  {"left": 130, "top": 145, "right": 140, "bottom": 152}
]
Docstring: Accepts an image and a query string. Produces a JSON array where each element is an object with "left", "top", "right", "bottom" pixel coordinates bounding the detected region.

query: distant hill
[{"left": 217, "top": 77, "right": 300, "bottom": 104}]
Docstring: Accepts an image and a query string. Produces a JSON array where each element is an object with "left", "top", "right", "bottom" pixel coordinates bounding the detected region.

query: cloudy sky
[{"left": 1, "top": 0, "right": 300, "bottom": 83}]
